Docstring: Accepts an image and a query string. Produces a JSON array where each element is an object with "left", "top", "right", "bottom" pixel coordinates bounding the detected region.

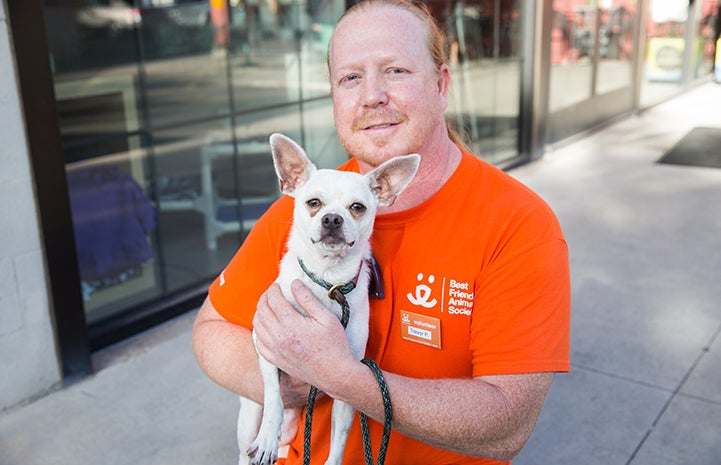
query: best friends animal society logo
[
  {"left": 406, "top": 272, "right": 474, "bottom": 316},
  {"left": 401, "top": 272, "right": 474, "bottom": 349}
]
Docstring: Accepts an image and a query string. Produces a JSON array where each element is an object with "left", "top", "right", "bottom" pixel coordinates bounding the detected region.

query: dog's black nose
[{"left": 322, "top": 213, "right": 343, "bottom": 230}]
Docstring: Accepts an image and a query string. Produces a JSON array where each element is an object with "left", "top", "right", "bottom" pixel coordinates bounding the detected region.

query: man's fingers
[
  {"left": 290, "top": 279, "right": 332, "bottom": 323},
  {"left": 253, "top": 279, "right": 351, "bottom": 389},
  {"left": 254, "top": 283, "right": 289, "bottom": 329}
]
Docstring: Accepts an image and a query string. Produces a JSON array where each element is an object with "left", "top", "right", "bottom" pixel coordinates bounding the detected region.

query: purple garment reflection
[{"left": 67, "top": 166, "right": 156, "bottom": 281}]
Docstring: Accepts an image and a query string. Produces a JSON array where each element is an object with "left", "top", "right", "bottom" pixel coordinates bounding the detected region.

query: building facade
[{"left": 1, "top": 0, "right": 718, "bottom": 410}]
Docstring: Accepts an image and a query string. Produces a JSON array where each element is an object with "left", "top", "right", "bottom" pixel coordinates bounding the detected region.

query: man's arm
[
  {"left": 253, "top": 281, "right": 554, "bottom": 461},
  {"left": 336, "top": 367, "right": 552, "bottom": 461},
  {"left": 191, "top": 296, "right": 311, "bottom": 408}
]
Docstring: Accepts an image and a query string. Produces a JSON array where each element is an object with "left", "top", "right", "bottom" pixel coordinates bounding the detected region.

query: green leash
[
  {"left": 298, "top": 259, "right": 393, "bottom": 465},
  {"left": 359, "top": 358, "right": 393, "bottom": 465},
  {"left": 297, "top": 258, "right": 355, "bottom": 327}
]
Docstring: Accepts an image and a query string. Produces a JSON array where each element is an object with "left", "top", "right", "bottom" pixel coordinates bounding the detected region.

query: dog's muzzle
[{"left": 314, "top": 213, "right": 355, "bottom": 247}]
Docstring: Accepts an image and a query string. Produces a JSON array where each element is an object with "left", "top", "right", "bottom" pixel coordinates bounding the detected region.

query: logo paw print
[{"left": 407, "top": 273, "right": 438, "bottom": 308}]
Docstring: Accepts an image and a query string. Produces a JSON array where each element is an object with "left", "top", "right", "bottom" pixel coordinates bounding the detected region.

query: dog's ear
[
  {"left": 269, "top": 133, "right": 317, "bottom": 196},
  {"left": 365, "top": 154, "right": 420, "bottom": 207}
]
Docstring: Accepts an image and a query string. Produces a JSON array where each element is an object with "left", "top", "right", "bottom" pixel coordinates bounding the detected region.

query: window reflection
[
  {"left": 67, "top": 156, "right": 158, "bottom": 324},
  {"left": 596, "top": 1, "right": 634, "bottom": 95},
  {"left": 640, "top": 0, "right": 719, "bottom": 107},
  {"left": 443, "top": 0, "right": 523, "bottom": 162},
  {"left": 55, "top": 71, "right": 159, "bottom": 324},
  {"left": 640, "top": 0, "right": 693, "bottom": 106},
  {"left": 549, "top": 0, "right": 634, "bottom": 112},
  {"left": 549, "top": 2, "right": 594, "bottom": 111},
  {"left": 695, "top": 0, "right": 720, "bottom": 78},
  {"left": 154, "top": 119, "right": 273, "bottom": 289}
]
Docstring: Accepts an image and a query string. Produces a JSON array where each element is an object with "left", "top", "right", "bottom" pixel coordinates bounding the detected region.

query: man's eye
[
  {"left": 306, "top": 198, "right": 322, "bottom": 208},
  {"left": 340, "top": 74, "right": 360, "bottom": 85},
  {"left": 349, "top": 202, "right": 367, "bottom": 214}
]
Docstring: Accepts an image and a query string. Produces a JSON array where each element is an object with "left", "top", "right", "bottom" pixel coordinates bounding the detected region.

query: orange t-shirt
[{"left": 209, "top": 150, "right": 570, "bottom": 465}]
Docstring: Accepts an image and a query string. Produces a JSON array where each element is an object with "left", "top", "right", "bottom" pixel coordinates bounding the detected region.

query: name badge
[{"left": 400, "top": 311, "right": 441, "bottom": 349}]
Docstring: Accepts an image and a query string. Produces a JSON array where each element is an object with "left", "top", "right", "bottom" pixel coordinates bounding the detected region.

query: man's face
[{"left": 328, "top": 5, "right": 450, "bottom": 169}]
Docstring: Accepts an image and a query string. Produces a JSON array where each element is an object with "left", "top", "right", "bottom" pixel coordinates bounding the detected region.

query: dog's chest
[
  {"left": 299, "top": 272, "right": 367, "bottom": 322},
  {"left": 275, "top": 259, "right": 369, "bottom": 323}
]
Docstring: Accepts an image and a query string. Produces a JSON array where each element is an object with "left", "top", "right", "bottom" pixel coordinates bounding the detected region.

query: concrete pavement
[{"left": 1, "top": 82, "right": 720, "bottom": 465}]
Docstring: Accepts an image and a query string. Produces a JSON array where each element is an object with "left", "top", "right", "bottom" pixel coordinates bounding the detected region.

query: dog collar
[{"left": 297, "top": 258, "right": 361, "bottom": 328}]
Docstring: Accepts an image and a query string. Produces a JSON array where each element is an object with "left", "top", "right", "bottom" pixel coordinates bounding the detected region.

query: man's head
[
  {"left": 335, "top": 0, "right": 448, "bottom": 71},
  {"left": 327, "top": 0, "right": 452, "bottom": 170}
]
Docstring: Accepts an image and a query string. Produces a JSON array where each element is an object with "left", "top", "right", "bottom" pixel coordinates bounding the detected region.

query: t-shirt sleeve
[
  {"left": 208, "top": 197, "right": 294, "bottom": 329},
  {"left": 470, "top": 201, "right": 571, "bottom": 377}
]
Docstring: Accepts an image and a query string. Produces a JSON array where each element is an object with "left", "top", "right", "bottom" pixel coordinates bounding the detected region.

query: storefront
[
  {"left": 545, "top": 0, "right": 719, "bottom": 143},
  {"left": 2, "top": 0, "right": 717, "bottom": 392}
]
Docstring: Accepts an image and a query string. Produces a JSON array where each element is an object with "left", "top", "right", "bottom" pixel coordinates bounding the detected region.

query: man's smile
[
  {"left": 353, "top": 110, "right": 406, "bottom": 132},
  {"left": 365, "top": 123, "right": 396, "bottom": 130}
]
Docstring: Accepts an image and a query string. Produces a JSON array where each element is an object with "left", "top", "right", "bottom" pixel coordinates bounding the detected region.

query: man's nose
[{"left": 360, "top": 74, "right": 389, "bottom": 107}]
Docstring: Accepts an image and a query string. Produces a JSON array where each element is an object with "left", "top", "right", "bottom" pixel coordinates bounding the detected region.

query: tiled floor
[{"left": 513, "top": 82, "right": 721, "bottom": 465}]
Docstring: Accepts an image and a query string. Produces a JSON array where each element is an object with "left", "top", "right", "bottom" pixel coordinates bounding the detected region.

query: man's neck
[{"left": 376, "top": 137, "right": 462, "bottom": 214}]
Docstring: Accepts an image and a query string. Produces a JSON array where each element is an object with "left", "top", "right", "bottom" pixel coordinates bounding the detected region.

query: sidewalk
[{"left": 1, "top": 82, "right": 720, "bottom": 465}]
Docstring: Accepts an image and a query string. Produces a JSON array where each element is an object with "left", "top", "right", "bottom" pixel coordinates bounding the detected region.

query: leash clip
[{"left": 328, "top": 283, "right": 345, "bottom": 301}]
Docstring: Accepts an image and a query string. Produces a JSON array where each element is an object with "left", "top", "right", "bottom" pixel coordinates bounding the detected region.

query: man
[{"left": 192, "top": 1, "right": 570, "bottom": 464}]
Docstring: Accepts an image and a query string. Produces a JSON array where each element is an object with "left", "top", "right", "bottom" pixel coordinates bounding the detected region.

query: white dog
[{"left": 237, "top": 133, "right": 419, "bottom": 465}]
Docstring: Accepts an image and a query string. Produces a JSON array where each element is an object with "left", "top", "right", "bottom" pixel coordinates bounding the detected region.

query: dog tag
[{"left": 368, "top": 254, "right": 384, "bottom": 299}]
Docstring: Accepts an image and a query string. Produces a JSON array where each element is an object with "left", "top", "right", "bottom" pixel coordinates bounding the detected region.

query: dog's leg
[
  {"left": 325, "top": 400, "right": 356, "bottom": 465},
  {"left": 238, "top": 397, "right": 263, "bottom": 465},
  {"left": 325, "top": 309, "right": 370, "bottom": 465},
  {"left": 326, "top": 317, "right": 366, "bottom": 465},
  {"left": 280, "top": 406, "right": 301, "bottom": 446},
  {"left": 248, "top": 353, "right": 285, "bottom": 465}
]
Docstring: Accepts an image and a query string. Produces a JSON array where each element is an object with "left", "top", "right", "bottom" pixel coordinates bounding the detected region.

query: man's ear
[
  {"left": 269, "top": 133, "right": 317, "bottom": 196},
  {"left": 365, "top": 154, "right": 421, "bottom": 207},
  {"left": 437, "top": 64, "right": 451, "bottom": 111}
]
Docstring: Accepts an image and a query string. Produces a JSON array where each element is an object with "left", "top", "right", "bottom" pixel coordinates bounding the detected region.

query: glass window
[
  {"left": 640, "top": 0, "right": 688, "bottom": 105},
  {"left": 443, "top": 0, "right": 523, "bottom": 164},
  {"left": 139, "top": 0, "right": 226, "bottom": 128},
  {"left": 549, "top": 0, "right": 596, "bottom": 111},
  {"left": 54, "top": 66, "right": 156, "bottom": 324},
  {"left": 547, "top": 0, "right": 636, "bottom": 144},
  {"left": 549, "top": 0, "right": 635, "bottom": 107},
  {"left": 228, "top": 0, "right": 340, "bottom": 114},
  {"left": 596, "top": 0, "right": 635, "bottom": 95},
  {"left": 152, "top": 114, "right": 288, "bottom": 290},
  {"left": 695, "top": 0, "right": 720, "bottom": 79},
  {"left": 42, "top": 0, "right": 325, "bottom": 327}
]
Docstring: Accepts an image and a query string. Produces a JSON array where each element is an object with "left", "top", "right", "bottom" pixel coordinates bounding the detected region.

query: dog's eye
[
  {"left": 306, "top": 198, "right": 322, "bottom": 209},
  {"left": 349, "top": 203, "right": 367, "bottom": 214}
]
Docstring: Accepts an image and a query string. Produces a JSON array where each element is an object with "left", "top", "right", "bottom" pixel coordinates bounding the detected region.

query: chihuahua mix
[{"left": 237, "top": 133, "right": 419, "bottom": 465}]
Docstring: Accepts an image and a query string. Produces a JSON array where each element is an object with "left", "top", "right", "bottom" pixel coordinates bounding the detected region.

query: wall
[{"left": 0, "top": 1, "right": 62, "bottom": 411}]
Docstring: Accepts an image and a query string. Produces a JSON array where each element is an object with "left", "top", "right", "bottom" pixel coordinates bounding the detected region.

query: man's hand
[{"left": 252, "top": 280, "right": 357, "bottom": 397}]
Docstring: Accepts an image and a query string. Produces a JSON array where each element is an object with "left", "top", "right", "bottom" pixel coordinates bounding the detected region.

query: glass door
[
  {"left": 639, "top": 0, "right": 720, "bottom": 107},
  {"left": 441, "top": 0, "right": 526, "bottom": 165},
  {"left": 546, "top": 0, "right": 637, "bottom": 143}
]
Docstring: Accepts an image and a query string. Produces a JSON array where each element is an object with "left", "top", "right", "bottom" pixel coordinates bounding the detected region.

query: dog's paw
[{"left": 247, "top": 434, "right": 280, "bottom": 465}]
